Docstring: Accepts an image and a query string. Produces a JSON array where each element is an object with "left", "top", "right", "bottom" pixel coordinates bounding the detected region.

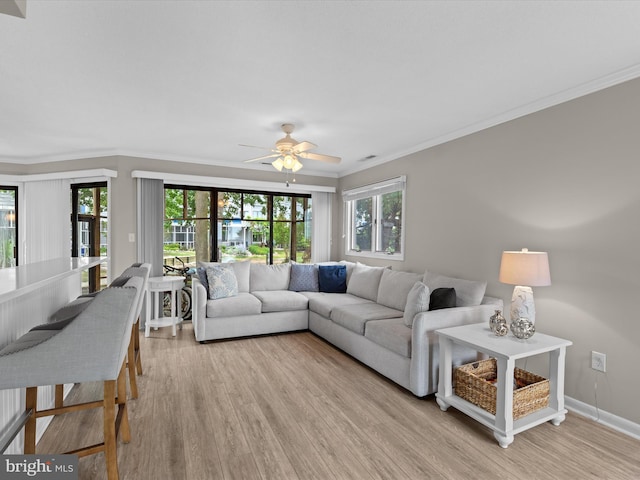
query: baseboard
[{"left": 565, "top": 396, "right": 640, "bottom": 441}]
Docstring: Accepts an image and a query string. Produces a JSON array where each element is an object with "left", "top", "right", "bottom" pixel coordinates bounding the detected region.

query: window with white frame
[{"left": 343, "top": 176, "right": 405, "bottom": 260}]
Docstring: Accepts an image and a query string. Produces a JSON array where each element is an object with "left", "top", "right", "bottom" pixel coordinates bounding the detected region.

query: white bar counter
[{"left": 0, "top": 256, "right": 107, "bottom": 454}]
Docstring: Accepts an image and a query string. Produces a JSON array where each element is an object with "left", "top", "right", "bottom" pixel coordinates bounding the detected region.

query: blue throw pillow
[
  {"left": 289, "top": 263, "right": 320, "bottom": 292},
  {"left": 318, "top": 265, "right": 347, "bottom": 293},
  {"left": 197, "top": 266, "right": 209, "bottom": 293}
]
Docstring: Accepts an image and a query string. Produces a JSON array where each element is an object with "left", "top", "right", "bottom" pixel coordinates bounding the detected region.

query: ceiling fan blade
[
  {"left": 239, "top": 143, "right": 275, "bottom": 151},
  {"left": 244, "top": 153, "right": 280, "bottom": 163},
  {"left": 293, "top": 141, "right": 317, "bottom": 154},
  {"left": 299, "top": 152, "right": 342, "bottom": 164}
]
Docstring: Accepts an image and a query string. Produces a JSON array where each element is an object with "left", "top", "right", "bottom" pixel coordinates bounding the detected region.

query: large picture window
[
  {"left": 164, "top": 186, "right": 312, "bottom": 267},
  {"left": 343, "top": 176, "right": 405, "bottom": 260}
]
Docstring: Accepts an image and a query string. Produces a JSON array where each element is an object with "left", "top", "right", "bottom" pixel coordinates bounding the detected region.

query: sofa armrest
[
  {"left": 409, "top": 296, "right": 503, "bottom": 396},
  {"left": 192, "top": 277, "right": 208, "bottom": 341}
]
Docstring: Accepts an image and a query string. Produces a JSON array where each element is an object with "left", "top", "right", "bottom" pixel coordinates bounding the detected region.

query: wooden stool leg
[
  {"left": 127, "top": 327, "right": 139, "bottom": 399},
  {"left": 103, "top": 380, "right": 119, "bottom": 480},
  {"left": 24, "top": 387, "right": 37, "bottom": 454},
  {"left": 134, "top": 321, "right": 143, "bottom": 375},
  {"left": 55, "top": 384, "right": 64, "bottom": 408},
  {"left": 116, "top": 362, "right": 131, "bottom": 444}
]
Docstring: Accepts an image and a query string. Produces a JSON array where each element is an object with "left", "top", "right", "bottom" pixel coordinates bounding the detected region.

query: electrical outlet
[{"left": 591, "top": 351, "right": 606, "bottom": 372}]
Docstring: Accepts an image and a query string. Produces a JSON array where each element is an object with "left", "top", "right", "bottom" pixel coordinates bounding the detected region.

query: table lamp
[{"left": 499, "top": 248, "right": 551, "bottom": 324}]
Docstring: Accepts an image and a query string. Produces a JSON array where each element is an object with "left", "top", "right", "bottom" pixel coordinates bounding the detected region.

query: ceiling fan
[{"left": 241, "top": 123, "right": 341, "bottom": 173}]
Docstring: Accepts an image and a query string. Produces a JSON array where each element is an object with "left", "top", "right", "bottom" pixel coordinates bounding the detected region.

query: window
[
  {"left": 164, "top": 186, "right": 312, "bottom": 266},
  {"left": 71, "top": 183, "right": 108, "bottom": 293},
  {"left": 0, "top": 186, "right": 17, "bottom": 268},
  {"left": 343, "top": 176, "right": 405, "bottom": 260}
]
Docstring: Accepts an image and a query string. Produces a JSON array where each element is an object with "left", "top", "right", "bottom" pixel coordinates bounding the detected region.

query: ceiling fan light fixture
[
  {"left": 272, "top": 157, "right": 284, "bottom": 171},
  {"left": 292, "top": 158, "right": 303, "bottom": 172},
  {"left": 282, "top": 153, "right": 295, "bottom": 169}
]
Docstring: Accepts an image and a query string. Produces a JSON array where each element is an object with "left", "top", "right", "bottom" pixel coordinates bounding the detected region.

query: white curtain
[
  {"left": 23, "top": 179, "right": 70, "bottom": 264},
  {"left": 311, "top": 191, "right": 332, "bottom": 263},
  {"left": 136, "top": 178, "right": 164, "bottom": 277}
]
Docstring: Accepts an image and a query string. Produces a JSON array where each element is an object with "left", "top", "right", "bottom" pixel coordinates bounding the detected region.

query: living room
[{"left": 1, "top": 1, "right": 640, "bottom": 479}]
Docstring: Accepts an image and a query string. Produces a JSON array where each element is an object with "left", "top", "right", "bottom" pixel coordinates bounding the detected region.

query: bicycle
[{"left": 162, "top": 257, "right": 195, "bottom": 321}]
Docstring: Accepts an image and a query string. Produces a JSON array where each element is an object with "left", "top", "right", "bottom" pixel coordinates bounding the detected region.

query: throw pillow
[
  {"left": 289, "top": 263, "right": 320, "bottom": 292},
  {"left": 403, "top": 282, "right": 430, "bottom": 327},
  {"left": 429, "top": 287, "right": 456, "bottom": 310},
  {"left": 423, "top": 271, "right": 487, "bottom": 307},
  {"left": 199, "top": 261, "right": 251, "bottom": 292},
  {"left": 197, "top": 266, "right": 209, "bottom": 293},
  {"left": 318, "top": 265, "right": 347, "bottom": 293},
  {"left": 206, "top": 265, "right": 238, "bottom": 300}
]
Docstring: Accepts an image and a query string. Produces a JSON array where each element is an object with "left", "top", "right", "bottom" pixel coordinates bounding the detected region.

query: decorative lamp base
[{"left": 510, "top": 285, "right": 536, "bottom": 324}]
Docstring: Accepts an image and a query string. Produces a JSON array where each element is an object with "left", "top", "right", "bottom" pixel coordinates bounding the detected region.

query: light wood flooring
[{"left": 37, "top": 324, "right": 640, "bottom": 479}]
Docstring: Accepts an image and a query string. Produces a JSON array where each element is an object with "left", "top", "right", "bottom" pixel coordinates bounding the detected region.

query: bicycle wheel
[{"left": 180, "top": 286, "right": 192, "bottom": 320}]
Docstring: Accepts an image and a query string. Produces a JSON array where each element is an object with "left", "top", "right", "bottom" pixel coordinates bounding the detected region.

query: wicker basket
[{"left": 454, "top": 358, "right": 549, "bottom": 420}]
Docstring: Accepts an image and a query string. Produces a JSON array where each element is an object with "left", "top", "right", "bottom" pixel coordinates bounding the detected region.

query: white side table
[
  {"left": 145, "top": 276, "right": 185, "bottom": 337},
  {"left": 435, "top": 323, "right": 572, "bottom": 448}
]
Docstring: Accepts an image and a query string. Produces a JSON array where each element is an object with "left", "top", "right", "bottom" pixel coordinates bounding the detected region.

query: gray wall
[{"left": 338, "top": 77, "right": 640, "bottom": 425}]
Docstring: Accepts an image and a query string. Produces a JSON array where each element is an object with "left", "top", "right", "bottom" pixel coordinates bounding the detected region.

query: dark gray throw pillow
[{"left": 429, "top": 287, "right": 456, "bottom": 310}]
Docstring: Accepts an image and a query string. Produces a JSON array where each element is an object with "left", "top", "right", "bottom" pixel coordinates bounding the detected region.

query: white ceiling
[{"left": 2, "top": 1, "right": 640, "bottom": 177}]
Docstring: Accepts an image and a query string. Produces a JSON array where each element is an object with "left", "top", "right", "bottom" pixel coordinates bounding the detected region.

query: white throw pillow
[
  {"left": 422, "top": 271, "right": 487, "bottom": 307},
  {"left": 403, "top": 282, "right": 430, "bottom": 327},
  {"left": 206, "top": 265, "right": 238, "bottom": 300},
  {"left": 198, "top": 261, "right": 251, "bottom": 293}
]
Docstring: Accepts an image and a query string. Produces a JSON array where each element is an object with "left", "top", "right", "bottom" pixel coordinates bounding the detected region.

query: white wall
[{"left": 338, "top": 77, "right": 640, "bottom": 425}]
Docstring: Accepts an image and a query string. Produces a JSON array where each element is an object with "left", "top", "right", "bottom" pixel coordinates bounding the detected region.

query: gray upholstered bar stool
[
  {"left": 41, "top": 262, "right": 151, "bottom": 400},
  {"left": 0, "top": 276, "right": 143, "bottom": 480}
]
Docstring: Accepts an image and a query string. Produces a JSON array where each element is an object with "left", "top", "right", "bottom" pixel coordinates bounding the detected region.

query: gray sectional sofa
[{"left": 192, "top": 260, "right": 502, "bottom": 397}]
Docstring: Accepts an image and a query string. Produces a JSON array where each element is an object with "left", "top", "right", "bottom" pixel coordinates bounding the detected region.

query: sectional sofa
[{"left": 192, "top": 261, "right": 502, "bottom": 397}]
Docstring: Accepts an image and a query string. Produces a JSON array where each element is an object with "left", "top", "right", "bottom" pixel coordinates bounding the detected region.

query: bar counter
[{"left": 0, "top": 256, "right": 107, "bottom": 454}]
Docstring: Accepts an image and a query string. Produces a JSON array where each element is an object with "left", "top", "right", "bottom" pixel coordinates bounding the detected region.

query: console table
[{"left": 435, "top": 323, "right": 572, "bottom": 448}]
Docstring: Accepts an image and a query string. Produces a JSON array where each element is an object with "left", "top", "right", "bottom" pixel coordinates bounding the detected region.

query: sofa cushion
[
  {"left": 252, "top": 290, "right": 309, "bottom": 312},
  {"left": 430, "top": 287, "right": 457, "bottom": 310},
  {"left": 403, "top": 281, "right": 430, "bottom": 327},
  {"left": 377, "top": 269, "right": 423, "bottom": 311},
  {"left": 206, "top": 292, "right": 262, "bottom": 318},
  {"left": 306, "top": 292, "right": 373, "bottom": 318},
  {"left": 365, "top": 318, "right": 412, "bottom": 358},
  {"left": 330, "top": 303, "right": 403, "bottom": 335},
  {"left": 346, "top": 263, "right": 388, "bottom": 301},
  {"left": 423, "top": 271, "right": 487, "bottom": 307},
  {"left": 198, "top": 261, "right": 251, "bottom": 293},
  {"left": 206, "top": 264, "right": 238, "bottom": 299},
  {"left": 288, "top": 263, "right": 319, "bottom": 292},
  {"left": 250, "top": 263, "right": 291, "bottom": 292},
  {"left": 318, "top": 265, "right": 347, "bottom": 293}
]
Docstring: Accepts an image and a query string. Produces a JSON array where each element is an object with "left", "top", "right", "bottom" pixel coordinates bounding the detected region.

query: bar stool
[{"left": 145, "top": 276, "right": 185, "bottom": 337}]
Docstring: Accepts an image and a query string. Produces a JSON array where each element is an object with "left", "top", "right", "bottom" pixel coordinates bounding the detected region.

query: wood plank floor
[{"left": 37, "top": 324, "right": 640, "bottom": 479}]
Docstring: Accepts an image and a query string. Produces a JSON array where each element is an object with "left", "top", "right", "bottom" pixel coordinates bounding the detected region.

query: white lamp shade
[{"left": 499, "top": 249, "right": 551, "bottom": 287}]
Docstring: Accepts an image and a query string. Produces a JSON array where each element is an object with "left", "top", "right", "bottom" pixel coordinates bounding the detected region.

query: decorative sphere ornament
[
  {"left": 510, "top": 317, "right": 535, "bottom": 339},
  {"left": 489, "top": 310, "right": 508, "bottom": 336}
]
